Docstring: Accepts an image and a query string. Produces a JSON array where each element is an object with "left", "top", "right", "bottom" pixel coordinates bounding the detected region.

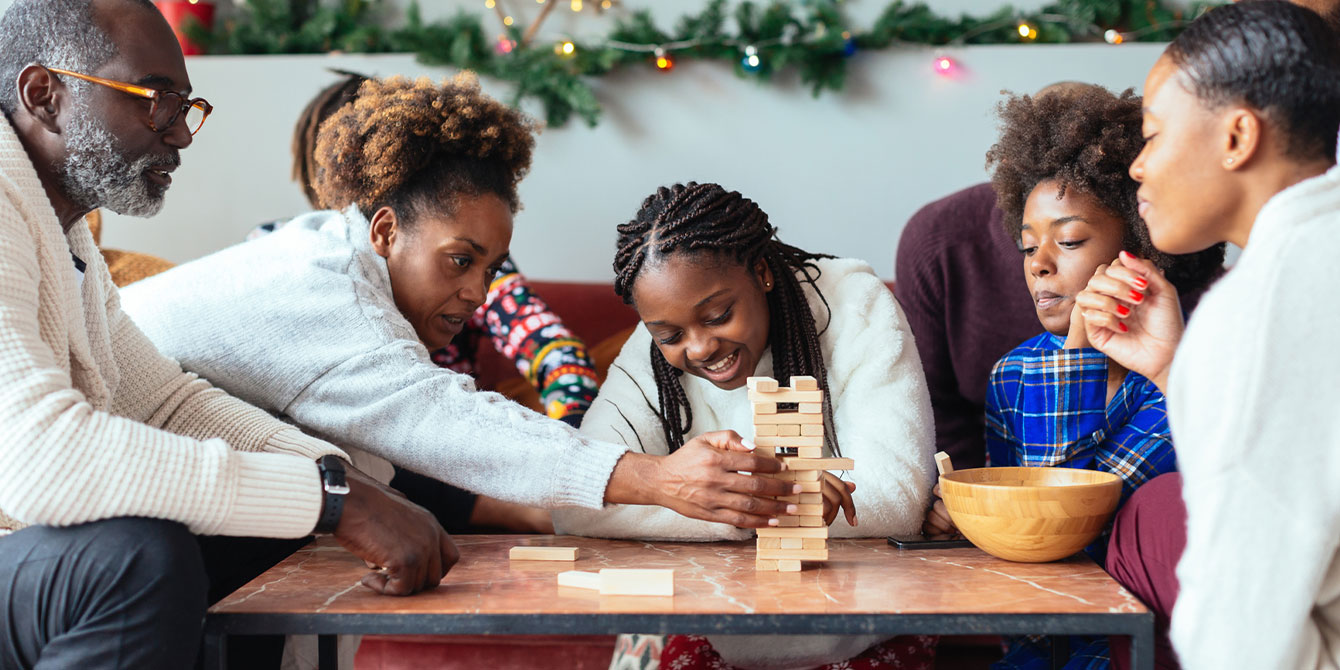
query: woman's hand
[
  {"left": 921, "top": 483, "right": 957, "bottom": 537},
  {"left": 1075, "top": 251, "right": 1184, "bottom": 392},
  {"left": 604, "top": 431, "right": 799, "bottom": 528},
  {"left": 820, "top": 472, "right": 857, "bottom": 527}
]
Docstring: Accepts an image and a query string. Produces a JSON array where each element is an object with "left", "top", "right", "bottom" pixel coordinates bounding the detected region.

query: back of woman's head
[
  {"left": 987, "top": 87, "right": 1224, "bottom": 296},
  {"left": 292, "top": 70, "right": 368, "bottom": 208},
  {"left": 313, "top": 73, "right": 536, "bottom": 227},
  {"left": 613, "top": 182, "right": 840, "bottom": 454},
  {"left": 1168, "top": 0, "right": 1340, "bottom": 164}
]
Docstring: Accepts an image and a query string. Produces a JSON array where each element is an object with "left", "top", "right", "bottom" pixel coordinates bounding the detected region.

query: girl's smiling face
[
  {"left": 1019, "top": 179, "right": 1129, "bottom": 335},
  {"left": 630, "top": 253, "right": 774, "bottom": 390}
]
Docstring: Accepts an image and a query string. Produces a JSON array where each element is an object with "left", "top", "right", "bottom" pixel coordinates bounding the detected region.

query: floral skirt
[{"left": 660, "top": 634, "right": 938, "bottom": 670}]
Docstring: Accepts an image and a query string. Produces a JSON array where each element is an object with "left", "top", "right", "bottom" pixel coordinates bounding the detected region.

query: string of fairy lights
[{"left": 481, "top": 0, "right": 1199, "bottom": 77}]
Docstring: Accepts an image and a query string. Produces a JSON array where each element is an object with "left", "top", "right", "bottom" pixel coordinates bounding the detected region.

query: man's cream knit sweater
[{"left": 0, "top": 117, "right": 343, "bottom": 538}]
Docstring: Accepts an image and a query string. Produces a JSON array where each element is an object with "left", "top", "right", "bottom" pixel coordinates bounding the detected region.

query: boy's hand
[
  {"left": 921, "top": 483, "right": 957, "bottom": 536},
  {"left": 820, "top": 472, "right": 857, "bottom": 527}
]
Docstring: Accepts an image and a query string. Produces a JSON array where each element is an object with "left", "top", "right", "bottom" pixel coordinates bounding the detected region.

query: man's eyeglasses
[{"left": 45, "top": 67, "right": 212, "bottom": 136}]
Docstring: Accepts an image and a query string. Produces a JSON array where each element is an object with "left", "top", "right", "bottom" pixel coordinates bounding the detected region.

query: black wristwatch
[{"left": 314, "top": 455, "right": 349, "bottom": 535}]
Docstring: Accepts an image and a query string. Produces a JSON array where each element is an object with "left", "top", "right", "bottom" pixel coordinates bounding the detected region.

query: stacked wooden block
[{"left": 749, "top": 376, "right": 855, "bottom": 572}]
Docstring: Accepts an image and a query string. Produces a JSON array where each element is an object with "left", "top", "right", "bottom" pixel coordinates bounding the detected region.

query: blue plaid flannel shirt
[{"left": 984, "top": 332, "right": 1178, "bottom": 670}]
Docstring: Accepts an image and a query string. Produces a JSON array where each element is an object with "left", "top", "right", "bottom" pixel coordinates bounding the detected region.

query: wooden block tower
[{"left": 748, "top": 375, "right": 855, "bottom": 572}]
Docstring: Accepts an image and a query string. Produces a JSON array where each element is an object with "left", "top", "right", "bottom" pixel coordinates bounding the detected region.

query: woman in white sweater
[
  {"left": 1072, "top": 4, "right": 1340, "bottom": 669},
  {"left": 554, "top": 182, "right": 936, "bottom": 670},
  {"left": 120, "top": 76, "right": 798, "bottom": 536}
]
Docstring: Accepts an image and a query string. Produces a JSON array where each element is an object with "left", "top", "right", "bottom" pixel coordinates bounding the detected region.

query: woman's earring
[{"left": 1225, "top": 157, "right": 1236, "bottom": 166}]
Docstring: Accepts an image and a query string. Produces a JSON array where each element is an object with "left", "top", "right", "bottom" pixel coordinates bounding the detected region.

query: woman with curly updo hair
[
  {"left": 121, "top": 75, "right": 802, "bottom": 558},
  {"left": 923, "top": 86, "right": 1223, "bottom": 670}
]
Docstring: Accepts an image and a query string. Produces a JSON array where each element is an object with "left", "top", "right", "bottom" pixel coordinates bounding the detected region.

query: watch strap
[{"left": 314, "top": 455, "right": 348, "bottom": 535}]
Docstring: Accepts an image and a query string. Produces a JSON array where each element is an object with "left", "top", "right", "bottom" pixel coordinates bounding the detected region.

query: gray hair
[{"left": 0, "top": 0, "right": 154, "bottom": 116}]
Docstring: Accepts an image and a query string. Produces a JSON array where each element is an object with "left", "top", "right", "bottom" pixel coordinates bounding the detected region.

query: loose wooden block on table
[
  {"left": 600, "top": 569, "right": 674, "bottom": 596},
  {"left": 556, "top": 569, "right": 675, "bottom": 596},
  {"left": 557, "top": 570, "right": 601, "bottom": 590},
  {"left": 790, "top": 376, "right": 819, "bottom": 391},
  {"left": 749, "top": 389, "right": 823, "bottom": 403},
  {"left": 510, "top": 546, "right": 579, "bottom": 561}
]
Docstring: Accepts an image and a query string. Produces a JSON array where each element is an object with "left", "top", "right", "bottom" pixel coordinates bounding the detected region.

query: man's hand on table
[
  {"left": 604, "top": 430, "right": 802, "bottom": 528},
  {"left": 335, "top": 466, "right": 460, "bottom": 596}
]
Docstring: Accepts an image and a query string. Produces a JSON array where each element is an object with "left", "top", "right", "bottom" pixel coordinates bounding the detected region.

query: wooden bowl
[{"left": 939, "top": 467, "right": 1122, "bottom": 563}]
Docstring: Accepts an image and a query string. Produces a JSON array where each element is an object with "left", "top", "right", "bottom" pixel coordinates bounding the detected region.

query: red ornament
[{"left": 154, "top": 0, "right": 214, "bottom": 56}]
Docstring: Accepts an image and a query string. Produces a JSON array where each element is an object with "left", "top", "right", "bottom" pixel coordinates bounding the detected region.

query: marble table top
[{"left": 211, "top": 535, "right": 1147, "bottom": 620}]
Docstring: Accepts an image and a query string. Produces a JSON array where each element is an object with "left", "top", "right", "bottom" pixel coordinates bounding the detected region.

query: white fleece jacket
[
  {"left": 554, "top": 257, "right": 936, "bottom": 670},
  {"left": 120, "top": 207, "right": 629, "bottom": 511},
  {"left": 0, "top": 118, "right": 344, "bottom": 538},
  {"left": 1168, "top": 165, "right": 1340, "bottom": 670}
]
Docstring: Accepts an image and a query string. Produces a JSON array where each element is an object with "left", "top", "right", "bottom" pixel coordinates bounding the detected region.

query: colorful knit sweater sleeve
[{"left": 432, "top": 258, "right": 598, "bottom": 423}]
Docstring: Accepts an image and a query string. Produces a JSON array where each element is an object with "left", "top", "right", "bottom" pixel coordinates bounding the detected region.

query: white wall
[{"left": 1, "top": 0, "right": 1169, "bottom": 280}]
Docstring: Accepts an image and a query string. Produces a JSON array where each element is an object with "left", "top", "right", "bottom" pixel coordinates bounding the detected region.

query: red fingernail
[
  {"left": 1119, "top": 322, "right": 1129, "bottom": 333},
  {"left": 1117, "top": 305, "right": 1131, "bottom": 317},
  {"left": 1120, "top": 250, "right": 1134, "bottom": 261},
  {"left": 1133, "top": 277, "right": 1148, "bottom": 289},
  {"left": 1130, "top": 291, "right": 1144, "bottom": 303}
]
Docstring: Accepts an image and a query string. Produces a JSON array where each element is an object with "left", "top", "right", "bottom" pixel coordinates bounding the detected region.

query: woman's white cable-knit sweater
[{"left": 0, "top": 117, "right": 343, "bottom": 537}]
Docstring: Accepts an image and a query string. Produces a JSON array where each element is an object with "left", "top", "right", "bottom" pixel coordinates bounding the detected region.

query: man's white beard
[{"left": 58, "top": 100, "right": 172, "bottom": 218}]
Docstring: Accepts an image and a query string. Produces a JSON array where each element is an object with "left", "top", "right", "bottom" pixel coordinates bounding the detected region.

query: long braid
[
  {"left": 291, "top": 69, "right": 368, "bottom": 208},
  {"left": 613, "top": 182, "right": 840, "bottom": 456}
]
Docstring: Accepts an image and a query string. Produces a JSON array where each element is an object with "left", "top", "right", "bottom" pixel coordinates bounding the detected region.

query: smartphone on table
[{"left": 887, "top": 534, "right": 974, "bottom": 550}]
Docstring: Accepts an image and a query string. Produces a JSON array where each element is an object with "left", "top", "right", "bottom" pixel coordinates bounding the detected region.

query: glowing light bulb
[
  {"left": 496, "top": 36, "right": 517, "bottom": 54},
  {"left": 485, "top": 0, "right": 495, "bottom": 8},
  {"left": 934, "top": 55, "right": 956, "bottom": 75},
  {"left": 555, "top": 40, "right": 576, "bottom": 56},
  {"left": 1017, "top": 22, "right": 1038, "bottom": 40},
  {"left": 1104, "top": 29, "right": 1125, "bottom": 44},
  {"left": 654, "top": 47, "right": 674, "bottom": 71},
  {"left": 503, "top": 15, "right": 514, "bottom": 26},
  {"left": 570, "top": 0, "right": 582, "bottom": 11}
]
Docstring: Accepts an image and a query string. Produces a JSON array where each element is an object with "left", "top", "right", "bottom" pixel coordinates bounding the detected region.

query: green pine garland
[{"left": 190, "top": 0, "right": 1216, "bottom": 128}]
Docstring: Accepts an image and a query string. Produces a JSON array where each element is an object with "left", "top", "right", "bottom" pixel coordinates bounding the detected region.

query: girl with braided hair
[
  {"left": 119, "top": 76, "right": 802, "bottom": 560},
  {"left": 555, "top": 182, "right": 936, "bottom": 670}
]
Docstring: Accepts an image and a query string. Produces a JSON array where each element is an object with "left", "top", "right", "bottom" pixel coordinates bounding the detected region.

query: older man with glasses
[{"left": 0, "top": 1, "right": 460, "bottom": 668}]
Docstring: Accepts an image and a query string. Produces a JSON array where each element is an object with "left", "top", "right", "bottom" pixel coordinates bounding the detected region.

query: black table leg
[
  {"left": 1132, "top": 623, "right": 1155, "bottom": 670},
  {"left": 202, "top": 630, "right": 227, "bottom": 670},
  {"left": 1050, "top": 635, "right": 1070, "bottom": 670},
  {"left": 318, "top": 634, "right": 338, "bottom": 670}
]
